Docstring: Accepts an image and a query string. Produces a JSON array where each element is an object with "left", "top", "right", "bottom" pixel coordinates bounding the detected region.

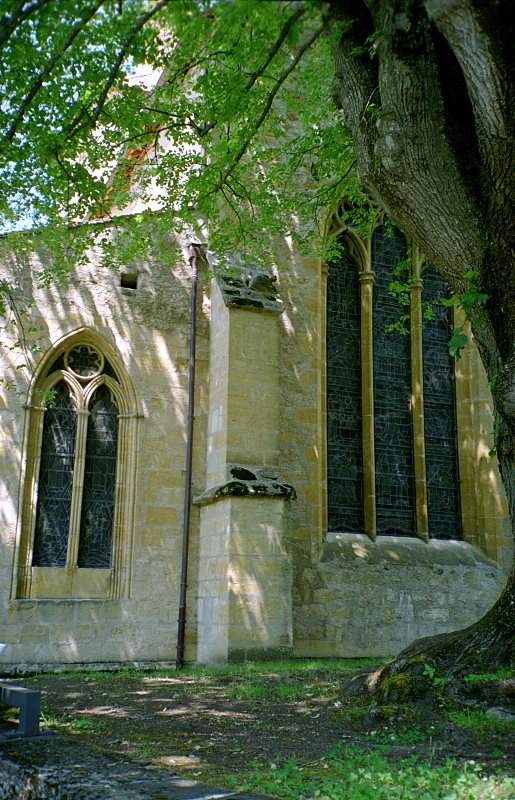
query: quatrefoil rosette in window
[{"left": 64, "top": 344, "right": 104, "bottom": 381}]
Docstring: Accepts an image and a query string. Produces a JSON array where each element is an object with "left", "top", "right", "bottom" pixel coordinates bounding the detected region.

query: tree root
[{"left": 361, "top": 613, "right": 514, "bottom": 706}]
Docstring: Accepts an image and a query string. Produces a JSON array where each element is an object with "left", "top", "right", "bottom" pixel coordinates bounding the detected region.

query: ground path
[
  {"left": 1, "top": 661, "right": 513, "bottom": 798},
  {"left": 1, "top": 738, "right": 268, "bottom": 799}
]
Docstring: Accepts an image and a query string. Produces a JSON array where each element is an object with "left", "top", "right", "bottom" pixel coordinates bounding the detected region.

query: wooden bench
[{"left": 0, "top": 682, "right": 40, "bottom": 736}]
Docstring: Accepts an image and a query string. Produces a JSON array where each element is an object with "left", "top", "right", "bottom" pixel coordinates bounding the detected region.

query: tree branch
[
  {"left": 192, "top": 3, "right": 308, "bottom": 140},
  {"left": 66, "top": 0, "right": 172, "bottom": 138},
  {"left": 424, "top": 0, "right": 515, "bottom": 278},
  {"left": 4, "top": 0, "right": 105, "bottom": 143},
  {"left": 243, "top": 2, "right": 307, "bottom": 94},
  {"left": 209, "top": 18, "right": 329, "bottom": 196},
  {"left": 0, "top": 0, "right": 51, "bottom": 49}
]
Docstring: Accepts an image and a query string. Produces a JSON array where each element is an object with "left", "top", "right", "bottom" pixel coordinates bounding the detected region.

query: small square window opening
[{"left": 120, "top": 272, "right": 138, "bottom": 290}]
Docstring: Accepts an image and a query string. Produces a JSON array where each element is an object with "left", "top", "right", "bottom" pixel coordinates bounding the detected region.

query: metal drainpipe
[{"left": 176, "top": 242, "right": 202, "bottom": 669}]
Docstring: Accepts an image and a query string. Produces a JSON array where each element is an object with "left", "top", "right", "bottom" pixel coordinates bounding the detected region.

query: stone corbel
[
  {"left": 194, "top": 464, "right": 296, "bottom": 507},
  {"left": 216, "top": 268, "right": 283, "bottom": 312}
]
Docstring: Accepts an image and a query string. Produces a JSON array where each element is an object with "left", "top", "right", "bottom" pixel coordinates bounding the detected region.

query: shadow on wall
[{"left": 0, "top": 215, "right": 210, "bottom": 665}]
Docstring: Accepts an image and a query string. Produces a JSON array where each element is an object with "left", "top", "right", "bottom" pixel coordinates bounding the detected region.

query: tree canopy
[{"left": 0, "top": 0, "right": 367, "bottom": 263}]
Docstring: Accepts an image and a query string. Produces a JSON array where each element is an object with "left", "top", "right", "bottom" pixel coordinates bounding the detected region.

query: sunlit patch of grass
[
  {"left": 24, "top": 658, "right": 387, "bottom": 688},
  {"left": 364, "top": 724, "right": 437, "bottom": 746},
  {"left": 22, "top": 659, "right": 386, "bottom": 690},
  {"left": 69, "top": 716, "right": 97, "bottom": 731},
  {"left": 230, "top": 747, "right": 515, "bottom": 799},
  {"left": 39, "top": 709, "right": 104, "bottom": 734},
  {"left": 179, "top": 657, "right": 387, "bottom": 680},
  {"left": 138, "top": 659, "right": 386, "bottom": 698},
  {"left": 464, "top": 667, "right": 515, "bottom": 684},
  {"left": 79, "top": 668, "right": 143, "bottom": 682},
  {"left": 225, "top": 681, "right": 333, "bottom": 702},
  {"left": 26, "top": 667, "right": 142, "bottom": 682},
  {"left": 448, "top": 709, "right": 515, "bottom": 735}
]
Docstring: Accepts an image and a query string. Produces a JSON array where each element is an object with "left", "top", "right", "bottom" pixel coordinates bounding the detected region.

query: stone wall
[
  {"left": 275, "top": 229, "right": 512, "bottom": 658},
  {"left": 0, "top": 218, "right": 208, "bottom": 666},
  {"left": 0, "top": 212, "right": 512, "bottom": 668},
  {"left": 294, "top": 534, "right": 506, "bottom": 657}
]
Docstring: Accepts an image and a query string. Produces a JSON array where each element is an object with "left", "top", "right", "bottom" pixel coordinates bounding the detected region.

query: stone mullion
[
  {"left": 359, "top": 254, "right": 376, "bottom": 541},
  {"left": 16, "top": 405, "right": 45, "bottom": 598},
  {"left": 410, "top": 274, "right": 429, "bottom": 541},
  {"left": 66, "top": 408, "right": 89, "bottom": 569},
  {"left": 111, "top": 413, "right": 139, "bottom": 599}
]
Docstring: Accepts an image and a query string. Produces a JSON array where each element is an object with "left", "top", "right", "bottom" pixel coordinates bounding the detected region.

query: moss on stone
[{"left": 376, "top": 671, "right": 429, "bottom": 704}]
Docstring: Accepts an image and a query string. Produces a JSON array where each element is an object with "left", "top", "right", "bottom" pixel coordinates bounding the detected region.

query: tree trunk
[{"left": 326, "top": 0, "right": 514, "bottom": 676}]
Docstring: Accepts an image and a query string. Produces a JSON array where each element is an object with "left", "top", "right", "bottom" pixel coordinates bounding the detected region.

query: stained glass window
[
  {"left": 373, "top": 226, "right": 416, "bottom": 536},
  {"left": 77, "top": 386, "right": 119, "bottom": 567},
  {"left": 17, "top": 337, "right": 138, "bottom": 600},
  {"left": 326, "top": 225, "right": 463, "bottom": 540},
  {"left": 66, "top": 344, "right": 103, "bottom": 379},
  {"left": 422, "top": 267, "right": 462, "bottom": 539},
  {"left": 31, "top": 347, "right": 121, "bottom": 571},
  {"left": 32, "top": 382, "right": 77, "bottom": 566},
  {"left": 327, "top": 239, "right": 363, "bottom": 533}
]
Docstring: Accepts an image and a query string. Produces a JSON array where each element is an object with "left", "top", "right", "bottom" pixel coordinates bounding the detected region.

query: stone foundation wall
[{"left": 294, "top": 534, "right": 506, "bottom": 657}]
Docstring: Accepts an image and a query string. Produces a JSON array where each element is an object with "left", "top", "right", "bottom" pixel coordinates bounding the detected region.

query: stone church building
[{"left": 0, "top": 207, "right": 511, "bottom": 669}]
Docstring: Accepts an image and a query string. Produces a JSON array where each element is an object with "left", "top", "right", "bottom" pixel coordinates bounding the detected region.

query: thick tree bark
[{"left": 326, "top": 0, "right": 514, "bottom": 674}]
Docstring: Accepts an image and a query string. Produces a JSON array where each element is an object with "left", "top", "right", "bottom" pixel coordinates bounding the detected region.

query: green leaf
[{"left": 448, "top": 327, "right": 468, "bottom": 360}]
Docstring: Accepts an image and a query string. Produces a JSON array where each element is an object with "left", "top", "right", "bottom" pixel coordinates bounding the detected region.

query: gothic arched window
[
  {"left": 326, "top": 225, "right": 462, "bottom": 541},
  {"left": 16, "top": 334, "right": 138, "bottom": 599}
]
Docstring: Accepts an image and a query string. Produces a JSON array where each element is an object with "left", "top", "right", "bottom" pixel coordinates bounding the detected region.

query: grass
[
  {"left": 0, "top": 703, "right": 98, "bottom": 734},
  {"left": 40, "top": 709, "right": 104, "bottom": 734},
  {"left": 17, "top": 658, "right": 515, "bottom": 800},
  {"left": 448, "top": 709, "right": 515, "bottom": 735},
  {"left": 33, "top": 658, "right": 386, "bottom": 742},
  {"left": 364, "top": 724, "right": 436, "bottom": 746},
  {"left": 178, "top": 658, "right": 385, "bottom": 701},
  {"left": 44, "top": 658, "right": 387, "bottom": 683},
  {"left": 464, "top": 667, "right": 515, "bottom": 684},
  {"left": 225, "top": 682, "right": 311, "bottom": 701},
  {"left": 178, "top": 657, "right": 387, "bottom": 682},
  {"left": 231, "top": 747, "right": 515, "bottom": 800}
]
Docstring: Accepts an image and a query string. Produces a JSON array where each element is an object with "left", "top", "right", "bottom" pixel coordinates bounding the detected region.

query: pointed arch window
[
  {"left": 16, "top": 336, "right": 138, "bottom": 599},
  {"left": 326, "top": 224, "right": 462, "bottom": 541}
]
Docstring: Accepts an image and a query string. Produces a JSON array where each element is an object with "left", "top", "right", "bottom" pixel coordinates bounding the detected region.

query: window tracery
[
  {"left": 16, "top": 331, "right": 138, "bottom": 599},
  {"left": 372, "top": 226, "right": 416, "bottom": 537},
  {"left": 326, "top": 227, "right": 462, "bottom": 541},
  {"left": 422, "top": 266, "right": 462, "bottom": 539}
]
